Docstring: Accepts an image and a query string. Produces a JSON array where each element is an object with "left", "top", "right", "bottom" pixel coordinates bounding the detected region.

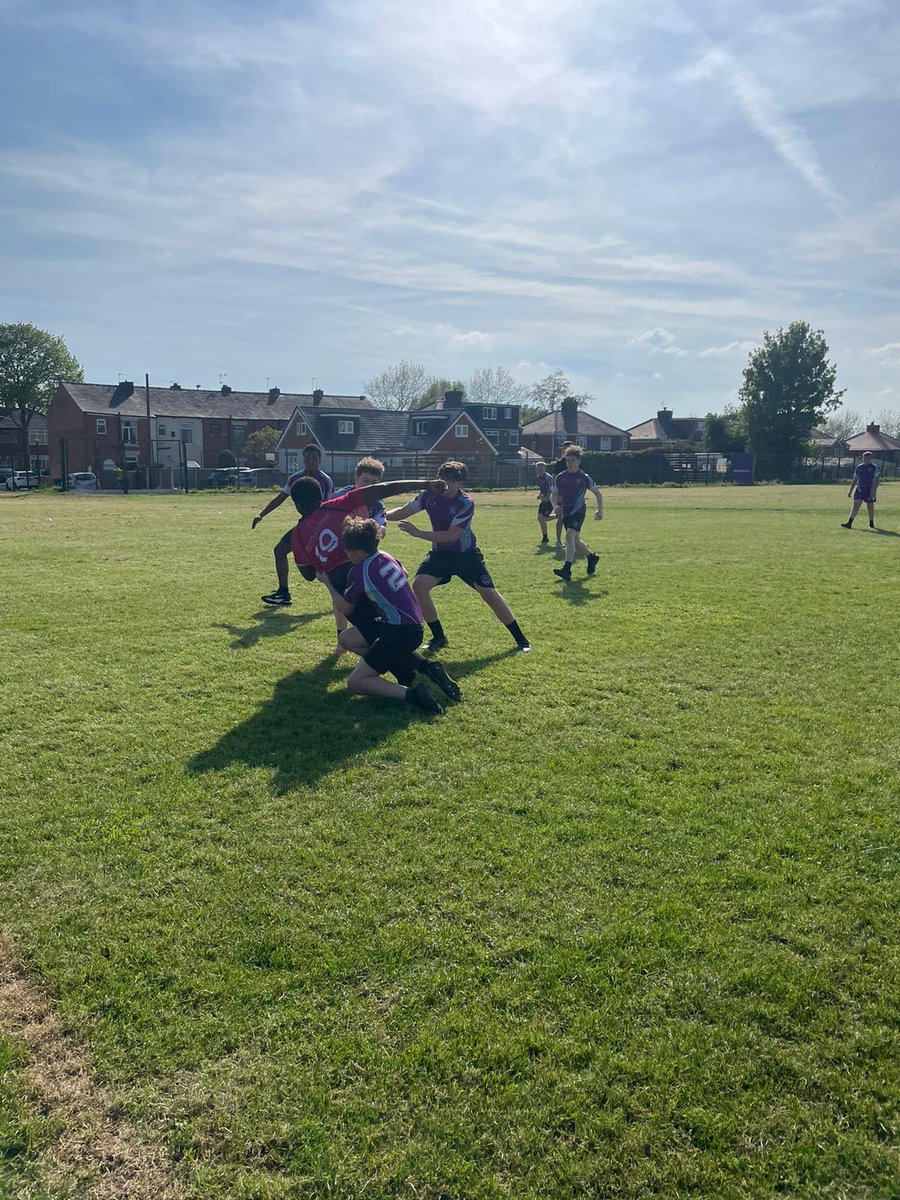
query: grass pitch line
[{"left": 0, "top": 934, "right": 186, "bottom": 1200}]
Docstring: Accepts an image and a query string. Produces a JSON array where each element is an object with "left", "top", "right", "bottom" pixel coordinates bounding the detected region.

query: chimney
[
  {"left": 657, "top": 407, "right": 674, "bottom": 435},
  {"left": 111, "top": 380, "right": 134, "bottom": 405},
  {"left": 221, "top": 383, "right": 232, "bottom": 395},
  {"left": 866, "top": 422, "right": 880, "bottom": 435},
  {"left": 443, "top": 389, "right": 463, "bottom": 409},
  {"left": 170, "top": 382, "right": 182, "bottom": 390},
  {"left": 313, "top": 388, "right": 324, "bottom": 407},
  {"left": 267, "top": 386, "right": 280, "bottom": 403},
  {"left": 561, "top": 397, "right": 578, "bottom": 435}
]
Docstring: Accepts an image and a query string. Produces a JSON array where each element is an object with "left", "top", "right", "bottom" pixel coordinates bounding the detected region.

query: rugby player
[
  {"left": 842, "top": 453, "right": 880, "bottom": 529},
  {"left": 551, "top": 445, "right": 602, "bottom": 582}
]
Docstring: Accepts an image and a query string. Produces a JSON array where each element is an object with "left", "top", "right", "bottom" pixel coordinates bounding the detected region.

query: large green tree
[
  {"left": 739, "top": 321, "right": 844, "bottom": 478},
  {"left": 703, "top": 407, "right": 746, "bottom": 454},
  {"left": 0, "top": 323, "right": 83, "bottom": 469},
  {"left": 245, "top": 425, "right": 282, "bottom": 464}
]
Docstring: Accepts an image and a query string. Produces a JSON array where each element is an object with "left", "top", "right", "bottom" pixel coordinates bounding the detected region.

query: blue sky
[{"left": 1, "top": 0, "right": 898, "bottom": 428}]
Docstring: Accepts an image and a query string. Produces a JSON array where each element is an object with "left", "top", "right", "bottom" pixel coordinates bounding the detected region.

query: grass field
[{"left": 1, "top": 484, "right": 898, "bottom": 1200}]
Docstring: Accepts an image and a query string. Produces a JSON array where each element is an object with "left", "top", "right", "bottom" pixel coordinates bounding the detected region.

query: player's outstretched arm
[
  {"left": 397, "top": 523, "right": 463, "bottom": 545},
  {"left": 355, "top": 479, "right": 445, "bottom": 507},
  {"left": 592, "top": 486, "right": 604, "bottom": 519},
  {"left": 252, "top": 491, "right": 288, "bottom": 528},
  {"left": 385, "top": 501, "right": 418, "bottom": 521}
]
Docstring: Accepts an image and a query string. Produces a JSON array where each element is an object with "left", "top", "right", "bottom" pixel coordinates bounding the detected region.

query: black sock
[
  {"left": 505, "top": 619, "right": 528, "bottom": 647},
  {"left": 869, "top": 520, "right": 874, "bottom": 527},
  {"left": 846, "top": 519, "right": 853, "bottom": 526},
  {"left": 410, "top": 651, "right": 429, "bottom": 673},
  {"left": 428, "top": 620, "right": 445, "bottom": 640}
]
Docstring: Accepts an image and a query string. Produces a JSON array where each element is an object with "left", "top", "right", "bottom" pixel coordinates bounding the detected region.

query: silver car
[
  {"left": 5, "top": 470, "right": 40, "bottom": 491},
  {"left": 67, "top": 472, "right": 101, "bottom": 491}
]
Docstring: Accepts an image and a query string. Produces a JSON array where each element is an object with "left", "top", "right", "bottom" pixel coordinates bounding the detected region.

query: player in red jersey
[{"left": 288, "top": 474, "right": 446, "bottom": 648}]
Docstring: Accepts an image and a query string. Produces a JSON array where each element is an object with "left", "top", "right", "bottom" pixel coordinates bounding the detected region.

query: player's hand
[
  {"left": 251, "top": 514, "right": 262, "bottom": 530},
  {"left": 315, "top": 571, "right": 329, "bottom": 584},
  {"left": 426, "top": 479, "right": 447, "bottom": 494},
  {"left": 397, "top": 521, "right": 419, "bottom": 537},
  {"left": 594, "top": 511, "right": 603, "bottom": 521}
]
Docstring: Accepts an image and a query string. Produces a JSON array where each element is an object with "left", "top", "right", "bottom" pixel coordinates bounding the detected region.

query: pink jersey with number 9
[{"left": 290, "top": 488, "right": 368, "bottom": 574}]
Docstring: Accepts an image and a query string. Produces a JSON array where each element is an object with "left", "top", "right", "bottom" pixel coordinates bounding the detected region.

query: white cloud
[
  {"left": 450, "top": 330, "right": 494, "bottom": 349},
  {"left": 629, "top": 327, "right": 676, "bottom": 346},
  {"left": 697, "top": 341, "right": 757, "bottom": 358}
]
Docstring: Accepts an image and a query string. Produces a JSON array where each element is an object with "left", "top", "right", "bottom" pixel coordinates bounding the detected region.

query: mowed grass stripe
[{"left": 0, "top": 485, "right": 898, "bottom": 1199}]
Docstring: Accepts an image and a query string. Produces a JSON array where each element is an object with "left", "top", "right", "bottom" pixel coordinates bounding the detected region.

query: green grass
[{"left": 1, "top": 485, "right": 898, "bottom": 1199}]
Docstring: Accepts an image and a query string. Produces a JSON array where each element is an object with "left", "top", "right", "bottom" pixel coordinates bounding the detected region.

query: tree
[
  {"left": 738, "top": 321, "right": 844, "bottom": 478},
  {"left": 874, "top": 408, "right": 900, "bottom": 438},
  {"left": 822, "top": 408, "right": 863, "bottom": 444},
  {"left": 216, "top": 448, "right": 238, "bottom": 467},
  {"left": 528, "top": 370, "right": 591, "bottom": 414},
  {"left": 415, "top": 377, "right": 467, "bottom": 411},
  {"left": 245, "top": 425, "right": 282, "bottom": 464},
  {"left": 364, "top": 360, "right": 433, "bottom": 411},
  {"left": 0, "top": 323, "right": 83, "bottom": 472},
  {"left": 466, "top": 367, "right": 527, "bottom": 407},
  {"left": 703, "top": 407, "right": 746, "bottom": 454}
]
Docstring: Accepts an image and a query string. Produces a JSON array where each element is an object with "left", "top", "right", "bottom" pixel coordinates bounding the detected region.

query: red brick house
[
  {"left": 47, "top": 382, "right": 373, "bottom": 482},
  {"left": 627, "top": 408, "right": 704, "bottom": 449},
  {"left": 844, "top": 422, "right": 900, "bottom": 464},
  {"left": 520, "top": 398, "right": 629, "bottom": 459},
  {"left": 0, "top": 409, "right": 49, "bottom": 475},
  {"left": 276, "top": 395, "right": 503, "bottom": 484}
]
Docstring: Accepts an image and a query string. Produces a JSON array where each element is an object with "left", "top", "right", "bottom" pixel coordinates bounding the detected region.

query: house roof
[
  {"left": 626, "top": 418, "right": 672, "bottom": 442},
  {"left": 521, "top": 410, "right": 628, "bottom": 437},
  {"left": 809, "top": 427, "right": 846, "bottom": 448},
  {"left": 276, "top": 406, "right": 502, "bottom": 456},
  {"left": 56, "top": 382, "right": 373, "bottom": 422},
  {"left": 845, "top": 427, "right": 900, "bottom": 453},
  {"left": 0, "top": 409, "right": 48, "bottom": 434}
]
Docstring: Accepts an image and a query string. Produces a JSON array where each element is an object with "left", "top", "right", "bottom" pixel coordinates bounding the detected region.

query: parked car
[
  {"left": 5, "top": 470, "right": 40, "bottom": 491},
  {"left": 204, "top": 467, "right": 257, "bottom": 488},
  {"left": 67, "top": 472, "right": 101, "bottom": 491},
  {"left": 0, "top": 467, "right": 15, "bottom": 486}
]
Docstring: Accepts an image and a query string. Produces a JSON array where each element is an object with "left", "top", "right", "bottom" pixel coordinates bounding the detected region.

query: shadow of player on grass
[
  {"left": 869, "top": 527, "right": 900, "bottom": 538},
  {"left": 212, "top": 608, "right": 329, "bottom": 650},
  {"left": 555, "top": 578, "right": 608, "bottom": 607},
  {"left": 188, "top": 648, "right": 511, "bottom": 795}
]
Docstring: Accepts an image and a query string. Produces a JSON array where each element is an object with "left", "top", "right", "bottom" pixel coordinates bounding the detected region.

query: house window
[
  {"left": 454, "top": 423, "right": 469, "bottom": 438},
  {"left": 338, "top": 419, "right": 354, "bottom": 435},
  {"left": 180, "top": 423, "right": 193, "bottom": 444},
  {"left": 504, "top": 407, "right": 513, "bottom": 420},
  {"left": 29, "top": 428, "right": 42, "bottom": 445},
  {"left": 600, "top": 436, "right": 612, "bottom": 450},
  {"left": 486, "top": 429, "right": 500, "bottom": 446},
  {"left": 157, "top": 423, "right": 167, "bottom": 439},
  {"left": 296, "top": 421, "right": 307, "bottom": 436},
  {"left": 125, "top": 453, "right": 139, "bottom": 467},
  {"left": 233, "top": 423, "right": 246, "bottom": 447},
  {"left": 414, "top": 420, "right": 428, "bottom": 436},
  {"left": 285, "top": 453, "right": 298, "bottom": 472},
  {"left": 123, "top": 421, "right": 137, "bottom": 445},
  {"left": 96, "top": 418, "right": 107, "bottom": 435},
  {"left": 482, "top": 406, "right": 497, "bottom": 421},
  {"left": 507, "top": 430, "right": 519, "bottom": 446},
  {"left": 209, "top": 422, "right": 222, "bottom": 437}
]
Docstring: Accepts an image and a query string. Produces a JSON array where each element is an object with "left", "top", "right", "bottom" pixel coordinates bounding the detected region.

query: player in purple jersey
[
  {"left": 551, "top": 445, "right": 603, "bottom": 582},
  {"left": 332, "top": 457, "right": 388, "bottom": 534},
  {"left": 252, "top": 444, "right": 335, "bottom": 606},
  {"left": 534, "top": 461, "right": 554, "bottom": 543},
  {"left": 317, "top": 518, "right": 460, "bottom": 714},
  {"left": 842, "top": 453, "right": 880, "bottom": 529},
  {"left": 550, "top": 441, "right": 577, "bottom": 546},
  {"left": 386, "top": 460, "right": 531, "bottom": 653}
]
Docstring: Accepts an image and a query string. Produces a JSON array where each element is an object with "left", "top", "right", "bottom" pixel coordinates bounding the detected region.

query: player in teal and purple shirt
[
  {"left": 386, "top": 460, "right": 531, "bottom": 653},
  {"left": 551, "top": 445, "right": 603, "bottom": 582},
  {"left": 842, "top": 453, "right": 880, "bottom": 529},
  {"left": 332, "top": 457, "right": 388, "bottom": 533},
  {"left": 317, "top": 518, "right": 460, "bottom": 714},
  {"left": 253, "top": 443, "right": 335, "bottom": 606}
]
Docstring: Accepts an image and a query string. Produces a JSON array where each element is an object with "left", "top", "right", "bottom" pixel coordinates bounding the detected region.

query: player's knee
[{"left": 347, "top": 671, "right": 367, "bottom": 694}]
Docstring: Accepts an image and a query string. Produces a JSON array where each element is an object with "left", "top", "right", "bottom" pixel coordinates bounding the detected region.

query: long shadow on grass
[
  {"left": 188, "top": 650, "right": 510, "bottom": 794},
  {"left": 869, "top": 527, "right": 900, "bottom": 538},
  {"left": 213, "top": 608, "right": 329, "bottom": 650},
  {"left": 554, "top": 578, "right": 608, "bottom": 607}
]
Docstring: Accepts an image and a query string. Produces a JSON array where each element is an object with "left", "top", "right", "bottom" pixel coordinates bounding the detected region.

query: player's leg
[
  {"left": 866, "top": 499, "right": 875, "bottom": 527},
  {"left": 555, "top": 513, "right": 564, "bottom": 548},
  {"left": 573, "top": 533, "right": 600, "bottom": 575},
  {"left": 338, "top": 625, "right": 369, "bottom": 655},
  {"left": 413, "top": 571, "right": 448, "bottom": 651},
  {"left": 538, "top": 511, "right": 549, "bottom": 542},
  {"left": 262, "top": 529, "right": 294, "bottom": 604},
  {"left": 349, "top": 650, "right": 443, "bottom": 713},
  {"left": 471, "top": 583, "right": 531, "bottom": 651},
  {"left": 842, "top": 498, "right": 863, "bottom": 528},
  {"left": 555, "top": 521, "right": 578, "bottom": 580}
]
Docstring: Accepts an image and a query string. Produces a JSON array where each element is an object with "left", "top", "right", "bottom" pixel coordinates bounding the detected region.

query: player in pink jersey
[
  {"left": 317, "top": 518, "right": 460, "bottom": 715},
  {"left": 288, "top": 474, "right": 447, "bottom": 649}
]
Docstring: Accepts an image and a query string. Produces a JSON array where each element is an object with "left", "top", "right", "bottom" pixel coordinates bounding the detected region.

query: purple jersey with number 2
[
  {"left": 410, "top": 489, "right": 476, "bottom": 552},
  {"left": 344, "top": 551, "right": 423, "bottom": 626}
]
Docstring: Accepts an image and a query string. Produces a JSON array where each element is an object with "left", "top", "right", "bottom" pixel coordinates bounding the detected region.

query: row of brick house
[
  {"left": 45, "top": 380, "right": 895, "bottom": 486},
  {"left": 0, "top": 410, "right": 49, "bottom": 474}
]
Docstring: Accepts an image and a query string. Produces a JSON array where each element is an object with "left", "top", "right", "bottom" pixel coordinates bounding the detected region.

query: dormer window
[
  {"left": 482, "top": 406, "right": 497, "bottom": 421},
  {"left": 338, "top": 419, "right": 354, "bottom": 435},
  {"left": 414, "top": 420, "right": 429, "bottom": 436}
]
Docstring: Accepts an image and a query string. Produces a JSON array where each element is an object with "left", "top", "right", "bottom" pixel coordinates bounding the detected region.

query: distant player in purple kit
[
  {"left": 552, "top": 445, "right": 602, "bottom": 582},
  {"left": 550, "top": 441, "right": 577, "bottom": 547},
  {"left": 253, "top": 444, "right": 335, "bottom": 606},
  {"left": 841, "top": 453, "right": 880, "bottom": 529},
  {"left": 318, "top": 518, "right": 460, "bottom": 715},
  {"left": 386, "top": 460, "right": 531, "bottom": 653},
  {"left": 534, "top": 461, "right": 554, "bottom": 543}
]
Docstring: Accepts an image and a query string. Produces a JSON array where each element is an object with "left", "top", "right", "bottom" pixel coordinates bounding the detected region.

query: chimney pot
[
  {"left": 221, "top": 383, "right": 232, "bottom": 395},
  {"left": 444, "top": 389, "right": 463, "bottom": 408},
  {"left": 866, "top": 422, "right": 879, "bottom": 434},
  {"left": 313, "top": 388, "right": 324, "bottom": 407},
  {"left": 267, "top": 386, "right": 280, "bottom": 403}
]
